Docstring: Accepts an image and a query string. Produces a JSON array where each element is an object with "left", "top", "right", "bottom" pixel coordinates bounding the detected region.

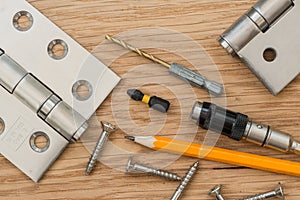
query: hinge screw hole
[
  {"left": 263, "top": 48, "right": 277, "bottom": 62},
  {"left": 48, "top": 39, "right": 68, "bottom": 60},
  {"left": 13, "top": 11, "right": 33, "bottom": 32},
  {"left": 30, "top": 132, "right": 50, "bottom": 153},
  {"left": 72, "top": 80, "right": 93, "bottom": 101}
]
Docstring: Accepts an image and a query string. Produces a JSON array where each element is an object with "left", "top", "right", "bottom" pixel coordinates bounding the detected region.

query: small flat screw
[
  {"left": 242, "top": 183, "right": 285, "bottom": 200},
  {"left": 85, "top": 121, "right": 116, "bottom": 175},
  {"left": 209, "top": 185, "right": 226, "bottom": 200},
  {"left": 126, "top": 157, "right": 182, "bottom": 181},
  {"left": 170, "top": 161, "right": 199, "bottom": 200}
]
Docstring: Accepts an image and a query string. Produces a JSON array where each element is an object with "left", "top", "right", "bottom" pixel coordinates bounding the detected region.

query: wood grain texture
[{"left": 2, "top": 0, "right": 300, "bottom": 199}]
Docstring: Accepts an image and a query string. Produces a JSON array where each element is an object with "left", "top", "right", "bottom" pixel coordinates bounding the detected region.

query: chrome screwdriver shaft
[{"left": 106, "top": 35, "right": 223, "bottom": 96}]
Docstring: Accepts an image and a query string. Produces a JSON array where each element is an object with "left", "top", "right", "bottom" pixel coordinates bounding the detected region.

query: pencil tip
[{"left": 125, "top": 136, "right": 135, "bottom": 141}]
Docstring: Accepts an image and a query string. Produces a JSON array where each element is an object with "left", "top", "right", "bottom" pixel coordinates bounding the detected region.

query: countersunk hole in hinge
[
  {"left": 48, "top": 39, "right": 68, "bottom": 60},
  {"left": 13, "top": 11, "right": 33, "bottom": 32},
  {"left": 0, "top": 118, "right": 5, "bottom": 135},
  {"left": 30, "top": 132, "right": 50, "bottom": 153},
  {"left": 72, "top": 80, "right": 93, "bottom": 101},
  {"left": 263, "top": 48, "right": 277, "bottom": 62}
]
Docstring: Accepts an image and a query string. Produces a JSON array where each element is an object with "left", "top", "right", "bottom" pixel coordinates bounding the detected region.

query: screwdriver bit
[
  {"left": 127, "top": 89, "right": 170, "bottom": 113},
  {"left": 105, "top": 34, "right": 224, "bottom": 96}
]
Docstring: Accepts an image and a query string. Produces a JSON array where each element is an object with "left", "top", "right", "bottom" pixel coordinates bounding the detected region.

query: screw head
[
  {"left": 275, "top": 183, "right": 285, "bottom": 200},
  {"left": 101, "top": 121, "right": 116, "bottom": 133},
  {"left": 126, "top": 157, "right": 134, "bottom": 172},
  {"left": 209, "top": 185, "right": 222, "bottom": 196}
]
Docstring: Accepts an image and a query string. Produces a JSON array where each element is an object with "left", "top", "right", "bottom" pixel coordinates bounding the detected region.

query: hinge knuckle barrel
[
  {"left": 14, "top": 74, "right": 53, "bottom": 111},
  {"left": 45, "top": 102, "right": 87, "bottom": 141},
  {"left": 219, "top": 15, "right": 260, "bottom": 56},
  {"left": 253, "top": 0, "right": 294, "bottom": 26},
  {"left": 0, "top": 53, "right": 27, "bottom": 93},
  {"left": 38, "top": 94, "right": 61, "bottom": 120},
  {"left": 0, "top": 52, "right": 87, "bottom": 141},
  {"left": 247, "top": 8, "right": 268, "bottom": 32},
  {"left": 219, "top": 0, "right": 294, "bottom": 55}
]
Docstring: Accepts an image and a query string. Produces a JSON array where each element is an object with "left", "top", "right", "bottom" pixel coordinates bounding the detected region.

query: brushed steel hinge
[
  {"left": 0, "top": 0, "right": 120, "bottom": 182},
  {"left": 219, "top": 0, "right": 298, "bottom": 95},
  {"left": 0, "top": 49, "right": 88, "bottom": 142}
]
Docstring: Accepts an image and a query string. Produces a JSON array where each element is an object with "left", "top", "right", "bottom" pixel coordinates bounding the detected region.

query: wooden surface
[{"left": 2, "top": 0, "right": 300, "bottom": 199}]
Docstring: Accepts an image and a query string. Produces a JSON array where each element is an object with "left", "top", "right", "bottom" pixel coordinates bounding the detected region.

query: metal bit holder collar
[
  {"left": 0, "top": 0, "right": 120, "bottom": 182},
  {"left": 219, "top": 0, "right": 297, "bottom": 95}
]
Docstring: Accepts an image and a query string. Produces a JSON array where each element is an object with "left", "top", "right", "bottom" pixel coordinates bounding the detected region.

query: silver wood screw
[
  {"left": 126, "top": 157, "right": 182, "bottom": 181},
  {"left": 209, "top": 185, "right": 226, "bottom": 200},
  {"left": 170, "top": 161, "right": 200, "bottom": 200},
  {"left": 85, "top": 121, "right": 116, "bottom": 175},
  {"left": 242, "top": 183, "right": 285, "bottom": 200}
]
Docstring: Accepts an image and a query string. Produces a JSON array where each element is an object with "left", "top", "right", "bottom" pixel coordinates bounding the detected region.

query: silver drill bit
[
  {"left": 85, "top": 121, "right": 116, "bottom": 175},
  {"left": 209, "top": 185, "right": 226, "bottom": 200},
  {"left": 242, "top": 183, "right": 285, "bottom": 200},
  {"left": 126, "top": 157, "right": 182, "bottom": 181},
  {"left": 170, "top": 161, "right": 200, "bottom": 200},
  {"left": 105, "top": 34, "right": 224, "bottom": 96}
]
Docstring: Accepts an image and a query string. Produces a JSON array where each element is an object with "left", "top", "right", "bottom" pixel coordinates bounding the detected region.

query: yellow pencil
[{"left": 125, "top": 135, "right": 300, "bottom": 176}]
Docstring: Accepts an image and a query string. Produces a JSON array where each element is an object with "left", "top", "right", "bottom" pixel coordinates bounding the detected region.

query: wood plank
[{"left": 1, "top": 0, "right": 299, "bottom": 199}]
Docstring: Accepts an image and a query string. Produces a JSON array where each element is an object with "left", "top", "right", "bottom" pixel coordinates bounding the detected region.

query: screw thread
[
  {"left": 178, "top": 162, "right": 199, "bottom": 190},
  {"left": 85, "top": 129, "right": 111, "bottom": 175},
  {"left": 242, "top": 183, "right": 283, "bottom": 200},
  {"left": 171, "top": 161, "right": 199, "bottom": 200},
  {"left": 130, "top": 163, "right": 182, "bottom": 181},
  {"left": 243, "top": 191, "right": 276, "bottom": 200},
  {"left": 151, "top": 169, "right": 182, "bottom": 181}
]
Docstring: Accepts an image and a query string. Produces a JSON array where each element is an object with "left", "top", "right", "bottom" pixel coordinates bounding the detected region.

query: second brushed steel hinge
[{"left": 219, "top": 0, "right": 298, "bottom": 95}]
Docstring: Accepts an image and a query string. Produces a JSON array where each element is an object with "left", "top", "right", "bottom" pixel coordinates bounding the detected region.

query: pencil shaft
[{"left": 135, "top": 136, "right": 300, "bottom": 176}]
